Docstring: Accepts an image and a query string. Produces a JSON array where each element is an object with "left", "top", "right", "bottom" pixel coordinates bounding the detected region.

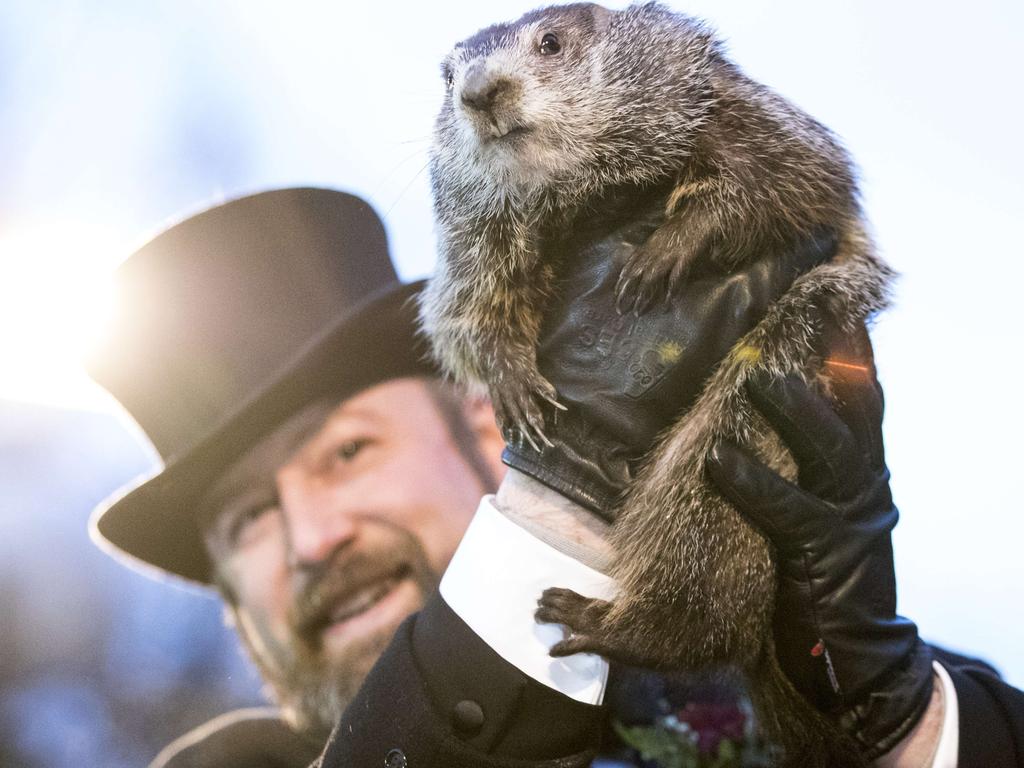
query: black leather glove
[
  {"left": 502, "top": 184, "right": 837, "bottom": 518},
  {"left": 705, "top": 329, "right": 935, "bottom": 759}
]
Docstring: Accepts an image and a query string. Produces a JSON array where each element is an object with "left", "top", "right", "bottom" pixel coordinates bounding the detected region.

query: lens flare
[{"left": 0, "top": 222, "right": 124, "bottom": 409}]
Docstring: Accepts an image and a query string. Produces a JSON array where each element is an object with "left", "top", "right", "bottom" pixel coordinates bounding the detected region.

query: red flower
[{"left": 674, "top": 702, "right": 747, "bottom": 755}]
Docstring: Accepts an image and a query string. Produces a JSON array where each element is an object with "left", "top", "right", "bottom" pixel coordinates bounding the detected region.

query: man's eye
[
  {"left": 227, "top": 505, "right": 272, "bottom": 547},
  {"left": 335, "top": 439, "right": 367, "bottom": 462}
]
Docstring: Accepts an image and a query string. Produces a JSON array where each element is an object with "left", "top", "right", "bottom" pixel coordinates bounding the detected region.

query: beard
[{"left": 229, "top": 525, "right": 441, "bottom": 739}]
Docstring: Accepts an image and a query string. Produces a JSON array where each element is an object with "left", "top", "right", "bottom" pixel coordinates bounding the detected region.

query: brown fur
[{"left": 420, "top": 4, "right": 894, "bottom": 765}]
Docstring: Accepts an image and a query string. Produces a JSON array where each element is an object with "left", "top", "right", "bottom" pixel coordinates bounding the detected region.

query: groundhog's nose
[{"left": 460, "top": 63, "right": 512, "bottom": 114}]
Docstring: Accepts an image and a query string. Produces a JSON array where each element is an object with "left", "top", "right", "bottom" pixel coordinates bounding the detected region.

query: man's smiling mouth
[
  {"left": 326, "top": 573, "right": 403, "bottom": 625},
  {"left": 296, "top": 564, "right": 413, "bottom": 640}
]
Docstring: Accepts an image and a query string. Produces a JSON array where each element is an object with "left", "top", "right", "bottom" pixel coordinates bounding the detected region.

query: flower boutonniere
[{"left": 614, "top": 700, "right": 776, "bottom": 768}]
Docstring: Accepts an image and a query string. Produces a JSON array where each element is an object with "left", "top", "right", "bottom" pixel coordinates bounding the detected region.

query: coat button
[
  {"left": 452, "top": 699, "right": 485, "bottom": 735},
  {"left": 384, "top": 748, "right": 407, "bottom": 768}
]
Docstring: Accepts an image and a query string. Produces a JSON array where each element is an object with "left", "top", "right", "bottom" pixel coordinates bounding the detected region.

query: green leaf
[{"left": 614, "top": 721, "right": 700, "bottom": 768}]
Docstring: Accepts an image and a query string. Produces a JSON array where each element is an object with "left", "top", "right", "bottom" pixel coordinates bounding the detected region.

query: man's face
[{"left": 201, "top": 378, "right": 504, "bottom": 735}]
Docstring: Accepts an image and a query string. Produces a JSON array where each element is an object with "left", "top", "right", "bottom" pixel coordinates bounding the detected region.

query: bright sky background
[{"left": 1, "top": 0, "right": 1022, "bottom": 685}]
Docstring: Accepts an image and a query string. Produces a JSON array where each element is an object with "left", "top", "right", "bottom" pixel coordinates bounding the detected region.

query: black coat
[
  {"left": 152, "top": 593, "right": 1024, "bottom": 767},
  {"left": 150, "top": 707, "right": 322, "bottom": 768},
  {"left": 316, "top": 593, "right": 1024, "bottom": 768}
]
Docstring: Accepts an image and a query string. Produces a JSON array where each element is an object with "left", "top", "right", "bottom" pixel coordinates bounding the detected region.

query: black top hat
[{"left": 87, "top": 187, "right": 435, "bottom": 585}]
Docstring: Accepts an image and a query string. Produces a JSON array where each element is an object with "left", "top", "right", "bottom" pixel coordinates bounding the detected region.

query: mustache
[{"left": 288, "top": 546, "right": 414, "bottom": 643}]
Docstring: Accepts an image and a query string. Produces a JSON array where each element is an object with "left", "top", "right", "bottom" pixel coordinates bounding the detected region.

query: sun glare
[{"left": 0, "top": 222, "right": 125, "bottom": 411}]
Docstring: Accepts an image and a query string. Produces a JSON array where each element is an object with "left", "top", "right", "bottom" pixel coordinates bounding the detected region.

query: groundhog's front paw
[
  {"left": 489, "top": 367, "right": 564, "bottom": 451},
  {"left": 615, "top": 227, "right": 710, "bottom": 315},
  {"left": 535, "top": 587, "right": 613, "bottom": 657}
]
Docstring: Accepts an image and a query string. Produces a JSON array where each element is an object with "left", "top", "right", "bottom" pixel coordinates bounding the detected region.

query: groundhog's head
[{"left": 431, "top": 2, "right": 720, "bottom": 196}]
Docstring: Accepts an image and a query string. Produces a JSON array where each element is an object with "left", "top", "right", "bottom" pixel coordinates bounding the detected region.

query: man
[
  {"left": 90, "top": 187, "right": 1023, "bottom": 768},
  {"left": 88, "top": 187, "right": 509, "bottom": 764}
]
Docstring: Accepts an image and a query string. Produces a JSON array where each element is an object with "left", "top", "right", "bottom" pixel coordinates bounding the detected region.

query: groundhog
[{"left": 419, "top": 3, "right": 894, "bottom": 766}]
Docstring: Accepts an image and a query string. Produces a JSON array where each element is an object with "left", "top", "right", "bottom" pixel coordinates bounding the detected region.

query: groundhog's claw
[
  {"left": 616, "top": 209, "right": 720, "bottom": 315},
  {"left": 614, "top": 258, "right": 664, "bottom": 315},
  {"left": 614, "top": 274, "right": 638, "bottom": 315},
  {"left": 616, "top": 240, "right": 699, "bottom": 315},
  {"left": 489, "top": 368, "right": 562, "bottom": 451}
]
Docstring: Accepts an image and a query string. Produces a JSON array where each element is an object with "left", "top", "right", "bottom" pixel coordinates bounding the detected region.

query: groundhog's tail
[{"left": 750, "top": 647, "right": 866, "bottom": 768}]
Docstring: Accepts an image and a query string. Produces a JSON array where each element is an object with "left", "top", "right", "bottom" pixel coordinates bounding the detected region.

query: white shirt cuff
[
  {"left": 929, "top": 661, "right": 959, "bottom": 768},
  {"left": 440, "top": 495, "right": 617, "bottom": 705}
]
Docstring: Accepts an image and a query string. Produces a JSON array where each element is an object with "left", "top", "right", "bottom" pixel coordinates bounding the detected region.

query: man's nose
[{"left": 276, "top": 464, "right": 358, "bottom": 566}]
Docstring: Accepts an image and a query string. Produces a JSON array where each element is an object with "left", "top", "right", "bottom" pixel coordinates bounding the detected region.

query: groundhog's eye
[
  {"left": 539, "top": 32, "right": 561, "bottom": 55},
  {"left": 445, "top": 71, "right": 454, "bottom": 89}
]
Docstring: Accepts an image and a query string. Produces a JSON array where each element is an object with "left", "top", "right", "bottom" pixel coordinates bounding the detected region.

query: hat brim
[{"left": 90, "top": 280, "right": 435, "bottom": 586}]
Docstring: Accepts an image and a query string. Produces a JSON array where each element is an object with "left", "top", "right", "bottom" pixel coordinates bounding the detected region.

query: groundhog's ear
[{"left": 589, "top": 3, "right": 613, "bottom": 34}]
